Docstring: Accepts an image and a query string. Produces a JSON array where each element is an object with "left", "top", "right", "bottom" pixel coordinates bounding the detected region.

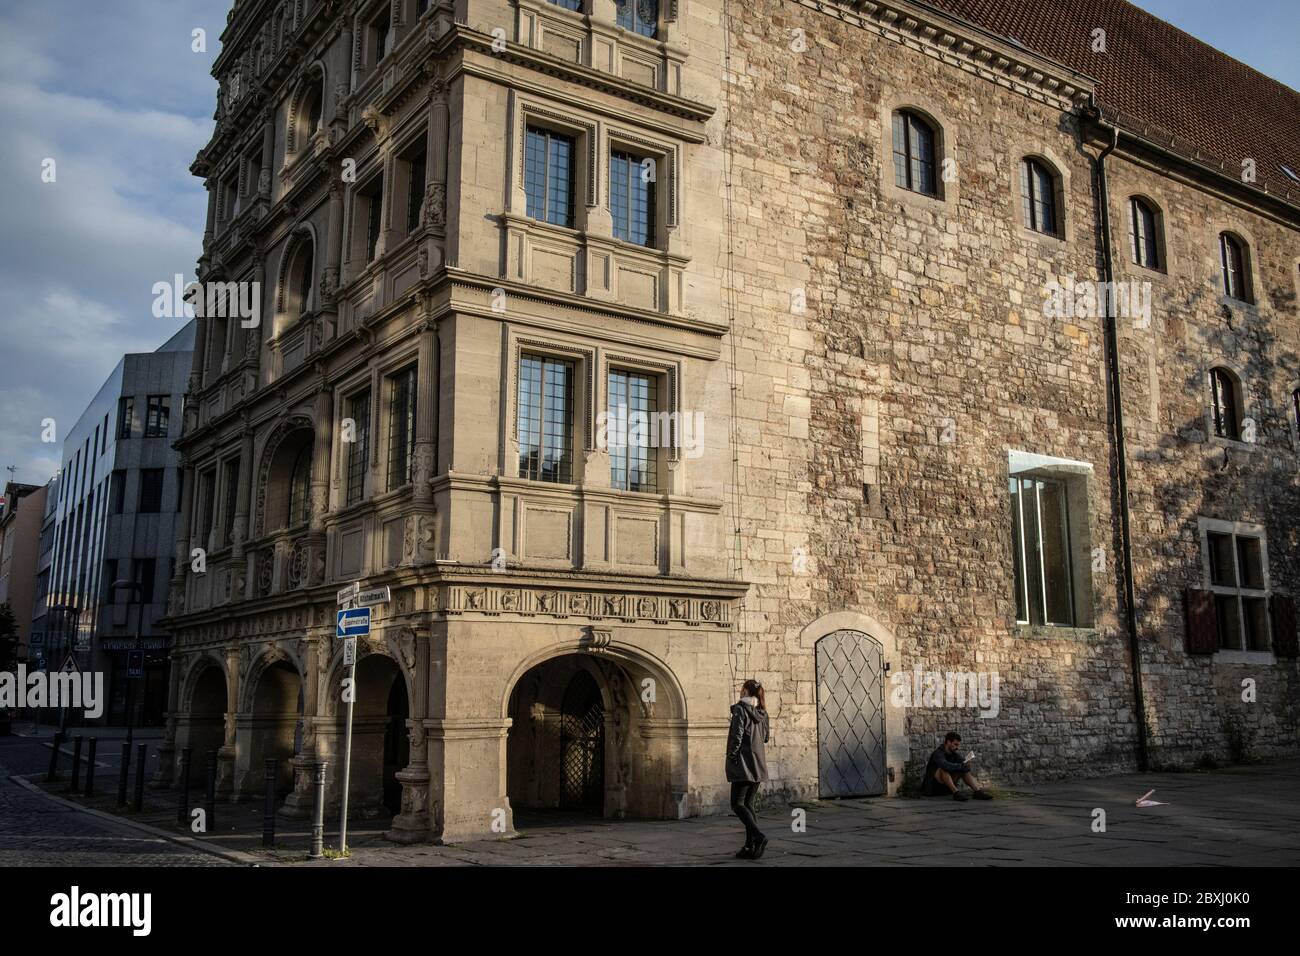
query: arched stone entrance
[
  {"left": 504, "top": 650, "right": 684, "bottom": 821},
  {"left": 185, "top": 664, "right": 227, "bottom": 764},
  {"left": 323, "top": 651, "right": 408, "bottom": 818},
  {"left": 242, "top": 658, "right": 304, "bottom": 799}
]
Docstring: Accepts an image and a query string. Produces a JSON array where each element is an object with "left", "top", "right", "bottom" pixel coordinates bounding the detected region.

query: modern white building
[{"left": 40, "top": 321, "right": 195, "bottom": 726}]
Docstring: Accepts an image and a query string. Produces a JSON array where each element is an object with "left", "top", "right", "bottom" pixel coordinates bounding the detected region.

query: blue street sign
[
  {"left": 127, "top": 650, "right": 145, "bottom": 679},
  {"left": 336, "top": 607, "right": 371, "bottom": 638}
]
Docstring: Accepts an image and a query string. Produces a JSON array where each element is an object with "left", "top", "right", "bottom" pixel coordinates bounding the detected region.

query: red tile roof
[{"left": 921, "top": 0, "right": 1300, "bottom": 200}]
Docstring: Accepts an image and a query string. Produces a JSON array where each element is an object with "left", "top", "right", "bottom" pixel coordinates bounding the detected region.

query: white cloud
[{"left": 0, "top": 0, "right": 219, "bottom": 486}]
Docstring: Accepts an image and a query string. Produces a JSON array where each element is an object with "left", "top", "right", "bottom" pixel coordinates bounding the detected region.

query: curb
[{"left": 9, "top": 774, "right": 267, "bottom": 867}]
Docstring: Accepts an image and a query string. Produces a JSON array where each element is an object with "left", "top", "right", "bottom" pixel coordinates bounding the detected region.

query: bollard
[
  {"left": 70, "top": 735, "right": 83, "bottom": 792},
  {"left": 262, "top": 759, "right": 278, "bottom": 848},
  {"left": 132, "top": 744, "right": 147, "bottom": 811},
  {"left": 309, "top": 761, "right": 327, "bottom": 860},
  {"left": 203, "top": 752, "right": 217, "bottom": 833},
  {"left": 177, "top": 748, "right": 192, "bottom": 825},
  {"left": 85, "top": 738, "right": 98, "bottom": 797},
  {"left": 117, "top": 743, "right": 131, "bottom": 805},
  {"left": 47, "top": 731, "right": 64, "bottom": 782}
]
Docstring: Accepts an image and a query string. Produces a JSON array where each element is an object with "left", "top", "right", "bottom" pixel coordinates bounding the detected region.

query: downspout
[{"left": 1086, "top": 98, "right": 1150, "bottom": 772}]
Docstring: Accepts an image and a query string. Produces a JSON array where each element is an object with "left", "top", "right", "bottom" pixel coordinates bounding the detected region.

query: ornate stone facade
[{"left": 161, "top": 0, "right": 1298, "bottom": 843}]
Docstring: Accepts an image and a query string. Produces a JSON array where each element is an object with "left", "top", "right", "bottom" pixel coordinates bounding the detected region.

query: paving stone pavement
[
  {"left": 5, "top": 729, "right": 1299, "bottom": 867},
  {"left": 0, "top": 735, "right": 230, "bottom": 867}
]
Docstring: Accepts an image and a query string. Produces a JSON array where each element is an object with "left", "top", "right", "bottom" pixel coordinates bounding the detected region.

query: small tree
[{"left": 0, "top": 602, "right": 18, "bottom": 673}]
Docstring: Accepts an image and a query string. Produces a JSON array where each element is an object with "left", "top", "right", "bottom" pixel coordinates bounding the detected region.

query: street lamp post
[{"left": 111, "top": 579, "right": 144, "bottom": 747}]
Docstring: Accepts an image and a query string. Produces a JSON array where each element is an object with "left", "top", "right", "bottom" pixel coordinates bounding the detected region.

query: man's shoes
[
  {"left": 736, "top": 845, "right": 753, "bottom": 859},
  {"left": 972, "top": 789, "right": 994, "bottom": 800},
  {"left": 952, "top": 791, "right": 969, "bottom": 802},
  {"left": 750, "top": 835, "right": 769, "bottom": 859}
]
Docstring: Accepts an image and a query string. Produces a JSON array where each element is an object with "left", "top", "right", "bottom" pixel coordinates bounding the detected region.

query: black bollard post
[
  {"left": 70, "top": 735, "right": 83, "bottom": 792},
  {"left": 177, "top": 747, "right": 192, "bottom": 825},
  {"left": 117, "top": 743, "right": 131, "bottom": 805},
  {"left": 85, "top": 738, "right": 97, "bottom": 797},
  {"left": 47, "top": 731, "right": 64, "bottom": 782},
  {"left": 132, "top": 744, "right": 147, "bottom": 811},
  {"left": 203, "top": 751, "right": 217, "bottom": 833},
  {"left": 309, "top": 761, "right": 327, "bottom": 860},
  {"left": 262, "top": 759, "right": 277, "bottom": 848}
]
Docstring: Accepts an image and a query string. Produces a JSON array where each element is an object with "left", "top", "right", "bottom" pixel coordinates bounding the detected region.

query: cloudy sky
[{"left": 0, "top": 0, "right": 1296, "bottom": 486}]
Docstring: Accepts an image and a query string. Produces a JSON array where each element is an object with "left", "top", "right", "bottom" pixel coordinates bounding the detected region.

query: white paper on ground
[{"left": 1136, "top": 788, "right": 1168, "bottom": 807}]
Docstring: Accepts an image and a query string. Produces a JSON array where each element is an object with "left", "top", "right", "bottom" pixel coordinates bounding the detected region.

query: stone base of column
[
  {"left": 385, "top": 765, "right": 432, "bottom": 843},
  {"left": 149, "top": 743, "right": 176, "bottom": 789},
  {"left": 278, "top": 754, "right": 318, "bottom": 819},
  {"left": 435, "top": 799, "right": 515, "bottom": 845}
]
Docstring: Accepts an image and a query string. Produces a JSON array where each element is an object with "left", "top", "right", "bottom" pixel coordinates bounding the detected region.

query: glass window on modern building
[
  {"left": 145, "top": 395, "right": 170, "bottom": 438},
  {"left": 138, "top": 469, "right": 165, "bottom": 514},
  {"left": 118, "top": 397, "right": 134, "bottom": 439}
]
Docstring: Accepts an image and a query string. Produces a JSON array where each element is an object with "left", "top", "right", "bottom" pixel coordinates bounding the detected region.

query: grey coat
[{"left": 725, "top": 700, "right": 769, "bottom": 783}]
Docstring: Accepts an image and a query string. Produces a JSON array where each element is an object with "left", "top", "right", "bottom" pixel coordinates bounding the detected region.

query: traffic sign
[
  {"left": 60, "top": 654, "right": 80, "bottom": 674},
  {"left": 337, "top": 582, "right": 360, "bottom": 605},
  {"left": 355, "top": 585, "right": 391, "bottom": 607},
  {"left": 127, "top": 650, "right": 145, "bottom": 678},
  {"left": 343, "top": 637, "right": 356, "bottom": 666},
  {"left": 336, "top": 607, "right": 371, "bottom": 638}
]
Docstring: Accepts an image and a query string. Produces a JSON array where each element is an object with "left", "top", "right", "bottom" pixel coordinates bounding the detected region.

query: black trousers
[{"left": 730, "top": 781, "right": 764, "bottom": 843}]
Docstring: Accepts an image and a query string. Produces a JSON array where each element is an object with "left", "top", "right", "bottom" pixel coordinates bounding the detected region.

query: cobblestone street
[
  {"left": 0, "top": 733, "right": 229, "bottom": 867},
  {"left": 4, "top": 728, "right": 1299, "bottom": 867}
]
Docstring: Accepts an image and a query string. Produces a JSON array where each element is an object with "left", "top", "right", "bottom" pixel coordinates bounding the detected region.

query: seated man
[{"left": 920, "top": 731, "right": 994, "bottom": 801}]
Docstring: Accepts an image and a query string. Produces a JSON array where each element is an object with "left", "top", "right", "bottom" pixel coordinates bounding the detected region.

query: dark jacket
[
  {"left": 725, "top": 699, "right": 769, "bottom": 783},
  {"left": 921, "top": 745, "right": 968, "bottom": 793}
]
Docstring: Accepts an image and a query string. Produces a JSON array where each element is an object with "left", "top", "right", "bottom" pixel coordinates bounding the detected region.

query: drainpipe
[{"left": 1086, "top": 98, "right": 1150, "bottom": 772}]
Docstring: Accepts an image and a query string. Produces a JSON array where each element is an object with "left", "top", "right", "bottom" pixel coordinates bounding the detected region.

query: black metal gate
[
  {"left": 816, "top": 629, "right": 886, "bottom": 798},
  {"left": 559, "top": 670, "right": 604, "bottom": 811}
]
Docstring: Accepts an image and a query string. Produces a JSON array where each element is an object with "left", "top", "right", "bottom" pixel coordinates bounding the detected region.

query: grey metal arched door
[{"left": 816, "top": 629, "right": 886, "bottom": 798}]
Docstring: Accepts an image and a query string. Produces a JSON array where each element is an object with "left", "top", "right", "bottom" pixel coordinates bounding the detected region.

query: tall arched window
[
  {"left": 286, "top": 443, "right": 312, "bottom": 527},
  {"left": 280, "top": 238, "right": 315, "bottom": 323},
  {"left": 1219, "top": 232, "right": 1251, "bottom": 301},
  {"left": 891, "top": 109, "right": 938, "bottom": 196},
  {"left": 1019, "top": 157, "right": 1059, "bottom": 235},
  {"left": 295, "top": 244, "right": 314, "bottom": 316},
  {"left": 1129, "top": 197, "right": 1160, "bottom": 269},
  {"left": 616, "top": 0, "right": 658, "bottom": 38},
  {"left": 1209, "top": 367, "right": 1242, "bottom": 441}
]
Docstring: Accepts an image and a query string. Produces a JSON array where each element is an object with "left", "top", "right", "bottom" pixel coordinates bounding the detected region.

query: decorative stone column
[
  {"left": 321, "top": 177, "right": 345, "bottom": 314},
  {"left": 306, "top": 382, "right": 332, "bottom": 585},
  {"left": 231, "top": 428, "right": 255, "bottom": 607},
  {"left": 387, "top": 626, "right": 431, "bottom": 842},
  {"left": 217, "top": 645, "right": 239, "bottom": 799},
  {"left": 281, "top": 635, "right": 324, "bottom": 819}
]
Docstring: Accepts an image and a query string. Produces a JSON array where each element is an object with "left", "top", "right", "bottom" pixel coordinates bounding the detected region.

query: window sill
[
  {"left": 1213, "top": 649, "right": 1276, "bottom": 665},
  {"left": 1012, "top": 623, "right": 1099, "bottom": 640},
  {"left": 1207, "top": 434, "right": 1258, "bottom": 453}
]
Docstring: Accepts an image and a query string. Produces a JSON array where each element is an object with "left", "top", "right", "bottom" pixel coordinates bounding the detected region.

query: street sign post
[
  {"left": 335, "top": 607, "right": 371, "bottom": 637},
  {"left": 334, "top": 582, "right": 390, "bottom": 854}
]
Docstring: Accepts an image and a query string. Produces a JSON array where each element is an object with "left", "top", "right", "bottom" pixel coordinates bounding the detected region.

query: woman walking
[{"left": 725, "top": 679, "right": 770, "bottom": 859}]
